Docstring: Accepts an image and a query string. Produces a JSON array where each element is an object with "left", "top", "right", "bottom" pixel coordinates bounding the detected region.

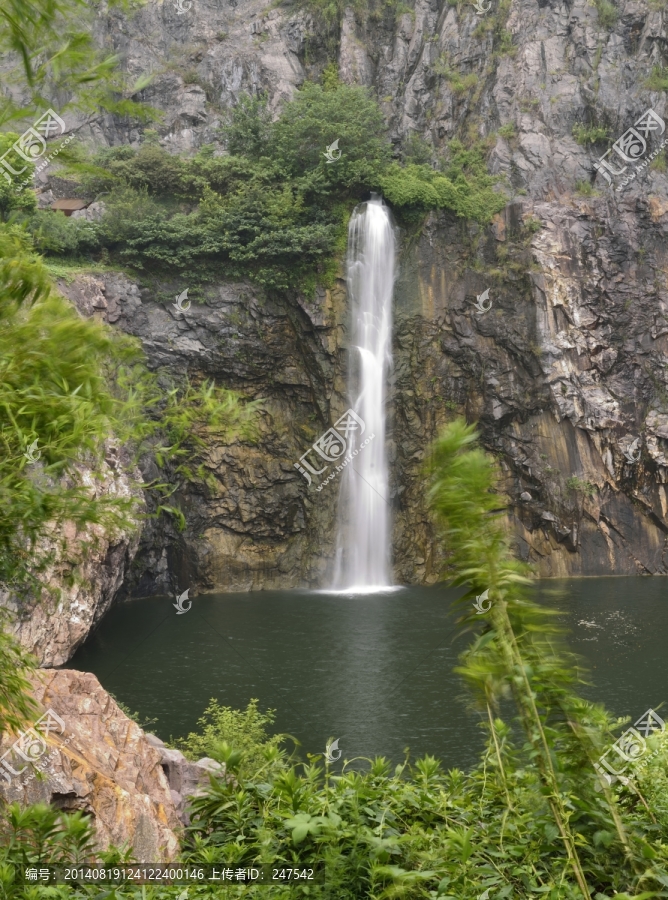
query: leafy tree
[
  {"left": 221, "top": 94, "right": 273, "bottom": 161},
  {"left": 0, "top": 136, "right": 37, "bottom": 222},
  {"left": 426, "top": 419, "right": 666, "bottom": 897},
  {"left": 270, "top": 82, "right": 391, "bottom": 191}
]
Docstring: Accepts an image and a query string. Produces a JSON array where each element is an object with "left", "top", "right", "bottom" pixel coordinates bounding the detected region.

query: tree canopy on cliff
[{"left": 22, "top": 78, "right": 507, "bottom": 293}]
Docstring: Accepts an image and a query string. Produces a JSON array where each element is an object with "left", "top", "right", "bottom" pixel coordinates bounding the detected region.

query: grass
[
  {"left": 566, "top": 476, "right": 597, "bottom": 497},
  {"left": 42, "top": 258, "right": 122, "bottom": 282},
  {"left": 574, "top": 180, "right": 599, "bottom": 196},
  {"left": 592, "top": 0, "right": 618, "bottom": 27},
  {"left": 433, "top": 56, "right": 480, "bottom": 94},
  {"left": 646, "top": 65, "right": 668, "bottom": 91},
  {"left": 572, "top": 123, "right": 610, "bottom": 145},
  {"left": 497, "top": 123, "right": 516, "bottom": 139}
]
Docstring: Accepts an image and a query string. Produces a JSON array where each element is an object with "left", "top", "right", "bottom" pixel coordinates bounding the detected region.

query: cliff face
[
  {"left": 60, "top": 270, "right": 347, "bottom": 594},
  {"left": 0, "top": 456, "right": 142, "bottom": 665},
  {"left": 49, "top": 0, "right": 668, "bottom": 586}
]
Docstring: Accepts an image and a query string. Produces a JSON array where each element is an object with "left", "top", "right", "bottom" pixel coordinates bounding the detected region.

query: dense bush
[
  {"left": 175, "top": 698, "right": 288, "bottom": 779},
  {"left": 380, "top": 141, "right": 506, "bottom": 221},
  {"left": 270, "top": 82, "right": 391, "bottom": 188}
]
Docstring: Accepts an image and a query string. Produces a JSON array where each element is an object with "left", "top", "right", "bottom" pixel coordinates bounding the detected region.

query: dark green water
[{"left": 69, "top": 578, "right": 668, "bottom": 770}]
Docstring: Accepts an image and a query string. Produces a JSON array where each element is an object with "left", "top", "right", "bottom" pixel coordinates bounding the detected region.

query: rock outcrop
[
  {"left": 58, "top": 270, "right": 347, "bottom": 594},
  {"left": 0, "top": 456, "right": 142, "bottom": 666},
  {"left": 0, "top": 670, "right": 180, "bottom": 860},
  {"left": 144, "top": 733, "right": 225, "bottom": 824}
]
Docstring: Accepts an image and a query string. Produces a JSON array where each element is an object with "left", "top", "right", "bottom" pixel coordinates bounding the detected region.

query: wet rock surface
[{"left": 59, "top": 271, "right": 348, "bottom": 594}]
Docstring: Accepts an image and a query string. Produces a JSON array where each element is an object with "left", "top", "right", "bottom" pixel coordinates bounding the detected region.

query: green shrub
[
  {"left": 646, "top": 65, "right": 668, "bottom": 91},
  {"left": 433, "top": 57, "right": 480, "bottom": 93},
  {"left": 60, "top": 84, "right": 507, "bottom": 288},
  {"left": 0, "top": 133, "right": 37, "bottom": 221},
  {"left": 574, "top": 179, "right": 597, "bottom": 196},
  {"left": 497, "top": 28, "right": 516, "bottom": 55},
  {"left": 29, "top": 210, "right": 99, "bottom": 254},
  {"left": 402, "top": 131, "right": 433, "bottom": 165},
  {"left": 321, "top": 61, "right": 340, "bottom": 91},
  {"left": 380, "top": 141, "right": 507, "bottom": 223},
  {"left": 96, "top": 185, "right": 165, "bottom": 245},
  {"left": 220, "top": 93, "right": 273, "bottom": 160},
  {"left": 566, "top": 475, "right": 596, "bottom": 496},
  {"left": 174, "top": 698, "right": 288, "bottom": 779},
  {"left": 593, "top": 0, "right": 618, "bottom": 27},
  {"left": 572, "top": 123, "right": 610, "bottom": 145}
]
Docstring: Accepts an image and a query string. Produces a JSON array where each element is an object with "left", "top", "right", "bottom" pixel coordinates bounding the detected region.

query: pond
[{"left": 69, "top": 577, "right": 668, "bottom": 770}]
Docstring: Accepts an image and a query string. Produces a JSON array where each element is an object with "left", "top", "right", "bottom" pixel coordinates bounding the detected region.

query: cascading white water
[{"left": 332, "top": 197, "right": 396, "bottom": 592}]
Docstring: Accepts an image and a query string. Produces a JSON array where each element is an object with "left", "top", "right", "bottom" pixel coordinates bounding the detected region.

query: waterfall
[{"left": 332, "top": 197, "right": 396, "bottom": 592}]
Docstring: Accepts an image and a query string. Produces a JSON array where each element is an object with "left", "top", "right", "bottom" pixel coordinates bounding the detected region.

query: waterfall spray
[{"left": 332, "top": 197, "right": 395, "bottom": 592}]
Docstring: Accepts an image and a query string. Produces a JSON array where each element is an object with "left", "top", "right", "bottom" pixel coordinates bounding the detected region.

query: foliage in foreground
[{"left": 174, "top": 698, "right": 288, "bottom": 780}]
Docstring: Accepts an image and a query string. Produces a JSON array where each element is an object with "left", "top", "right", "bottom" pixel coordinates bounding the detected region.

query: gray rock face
[
  {"left": 393, "top": 202, "right": 668, "bottom": 578},
  {"left": 143, "top": 734, "right": 225, "bottom": 823},
  {"left": 36, "top": 0, "right": 668, "bottom": 582}
]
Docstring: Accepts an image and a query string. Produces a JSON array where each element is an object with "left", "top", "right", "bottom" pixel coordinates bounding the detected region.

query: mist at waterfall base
[
  {"left": 71, "top": 579, "right": 668, "bottom": 771},
  {"left": 332, "top": 197, "right": 395, "bottom": 593}
]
